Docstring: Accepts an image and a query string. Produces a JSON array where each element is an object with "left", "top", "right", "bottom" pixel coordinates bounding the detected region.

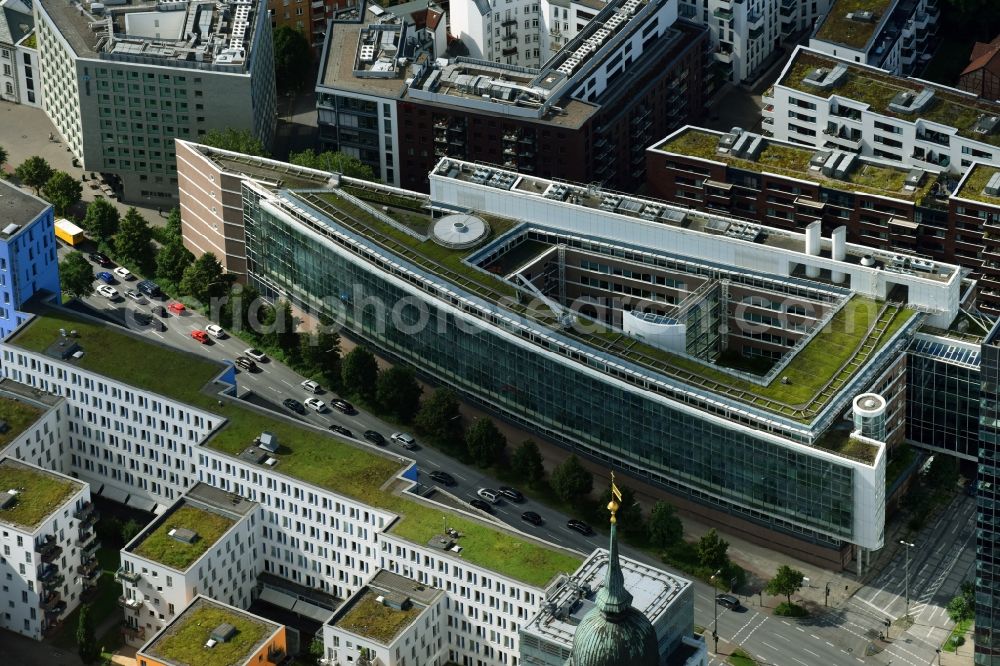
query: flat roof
[
  {"left": 0, "top": 457, "right": 82, "bottom": 530},
  {"left": 0, "top": 387, "right": 47, "bottom": 450},
  {"left": 953, "top": 163, "right": 1000, "bottom": 205},
  {"left": 128, "top": 498, "right": 239, "bottom": 570},
  {"left": 139, "top": 596, "right": 282, "bottom": 666},
  {"left": 330, "top": 572, "right": 443, "bottom": 644},
  {"left": 780, "top": 48, "right": 1000, "bottom": 147},
  {"left": 320, "top": 21, "right": 410, "bottom": 97},
  {"left": 0, "top": 181, "right": 49, "bottom": 231},
  {"left": 813, "top": 0, "right": 897, "bottom": 50},
  {"left": 655, "top": 126, "right": 938, "bottom": 202}
]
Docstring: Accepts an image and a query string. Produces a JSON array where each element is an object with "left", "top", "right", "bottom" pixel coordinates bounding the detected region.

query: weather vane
[{"left": 608, "top": 471, "right": 622, "bottom": 524}]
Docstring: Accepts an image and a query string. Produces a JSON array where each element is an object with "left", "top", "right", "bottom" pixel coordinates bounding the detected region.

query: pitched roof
[
  {"left": 0, "top": 2, "right": 33, "bottom": 46},
  {"left": 962, "top": 34, "right": 1000, "bottom": 77}
]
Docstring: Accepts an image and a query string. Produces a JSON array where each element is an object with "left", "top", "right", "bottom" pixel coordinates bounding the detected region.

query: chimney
[
  {"left": 805, "top": 222, "right": 821, "bottom": 278},
  {"left": 831, "top": 226, "right": 847, "bottom": 284}
]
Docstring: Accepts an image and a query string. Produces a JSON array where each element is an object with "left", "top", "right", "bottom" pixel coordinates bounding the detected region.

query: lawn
[
  {"left": 955, "top": 164, "right": 1000, "bottom": 204},
  {"left": 943, "top": 617, "right": 973, "bottom": 652},
  {"left": 0, "top": 461, "right": 80, "bottom": 528},
  {"left": 132, "top": 504, "right": 236, "bottom": 570},
  {"left": 335, "top": 591, "right": 421, "bottom": 644},
  {"left": 814, "top": 0, "right": 894, "bottom": 48},
  {"left": 145, "top": 602, "right": 271, "bottom": 666},
  {"left": 728, "top": 647, "right": 758, "bottom": 666},
  {"left": 0, "top": 397, "right": 43, "bottom": 448}
]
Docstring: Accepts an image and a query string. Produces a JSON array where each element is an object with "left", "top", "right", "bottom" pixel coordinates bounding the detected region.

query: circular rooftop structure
[
  {"left": 853, "top": 393, "right": 887, "bottom": 418},
  {"left": 431, "top": 214, "right": 489, "bottom": 249}
]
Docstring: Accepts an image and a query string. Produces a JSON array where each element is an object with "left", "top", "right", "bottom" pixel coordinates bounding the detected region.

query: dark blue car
[{"left": 96, "top": 271, "right": 116, "bottom": 285}]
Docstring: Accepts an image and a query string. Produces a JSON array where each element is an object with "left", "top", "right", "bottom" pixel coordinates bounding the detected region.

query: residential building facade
[
  {"left": 951, "top": 164, "right": 1000, "bottom": 315},
  {"left": 0, "top": 0, "right": 39, "bottom": 106}
]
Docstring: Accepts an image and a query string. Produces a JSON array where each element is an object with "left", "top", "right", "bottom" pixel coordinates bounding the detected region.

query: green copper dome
[{"left": 569, "top": 488, "right": 659, "bottom": 666}]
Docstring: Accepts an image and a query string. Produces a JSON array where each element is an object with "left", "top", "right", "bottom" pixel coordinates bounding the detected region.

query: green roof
[
  {"left": 131, "top": 503, "right": 236, "bottom": 570},
  {"left": 954, "top": 163, "right": 1000, "bottom": 204},
  {"left": 142, "top": 598, "right": 277, "bottom": 666},
  {"left": 656, "top": 127, "right": 936, "bottom": 201},
  {"left": 334, "top": 590, "right": 423, "bottom": 644},
  {"left": 814, "top": 0, "right": 894, "bottom": 49},
  {"left": 0, "top": 459, "right": 81, "bottom": 529},
  {"left": 781, "top": 51, "right": 1000, "bottom": 147},
  {"left": 0, "top": 397, "right": 44, "bottom": 449}
]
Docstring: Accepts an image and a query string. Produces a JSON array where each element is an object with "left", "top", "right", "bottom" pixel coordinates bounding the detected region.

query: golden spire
[{"left": 607, "top": 471, "right": 622, "bottom": 524}]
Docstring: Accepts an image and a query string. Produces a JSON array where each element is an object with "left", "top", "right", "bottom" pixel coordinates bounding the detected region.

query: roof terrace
[
  {"left": 0, "top": 458, "right": 82, "bottom": 530},
  {"left": 780, "top": 49, "right": 1000, "bottom": 147}
]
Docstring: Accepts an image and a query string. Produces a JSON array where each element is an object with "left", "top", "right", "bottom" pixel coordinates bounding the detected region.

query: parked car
[
  {"left": 96, "top": 285, "right": 119, "bottom": 300},
  {"left": 566, "top": 519, "right": 593, "bottom": 536},
  {"left": 715, "top": 594, "right": 741, "bottom": 610},
  {"left": 301, "top": 380, "right": 321, "bottom": 393},
  {"left": 329, "top": 425, "right": 353, "bottom": 438},
  {"left": 96, "top": 271, "right": 115, "bottom": 285},
  {"left": 244, "top": 348, "right": 267, "bottom": 362},
  {"left": 125, "top": 289, "right": 145, "bottom": 303},
  {"left": 521, "top": 511, "right": 544, "bottom": 526},
  {"left": 304, "top": 397, "right": 327, "bottom": 413},
  {"left": 89, "top": 252, "right": 112, "bottom": 267},
  {"left": 113, "top": 266, "right": 133, "bottom": 281},
  {"left": 390, "top": 432, "right": 417, "bottom": 450},
  {"left": 428, "top": 470, "right": 456, "bottom": 486},
  {"left": 205, "top": 324, "right": 226, "bottom": 339},
  {"left": 234, "top": 356, "right": 258, "bottom": 372},
  {"left": 476, "top": 488, "right": 501, "bottom": 504},
  {"left": 152, "top": 305, "right": 168, "bottom": 318},
  {"left": 469, "top": 499, "right": 494, "bottom": 514},
  {"left": 331, "top": 399, "right": 355, "bottom": 415},
  {"left": 167, "top": 301, "right": 186, "bottom": 315},
  {"left": 190, "top": 329, "right": 209, "bottom": 344},
  {"left": 498, "top": 486, "right": 524, "bottom": 502},
  {"left": 282, "top": 398, "right": 306, "bottom": 415},
  {"left": 363, "top": 430, "right": 386, "bottom": 446}
]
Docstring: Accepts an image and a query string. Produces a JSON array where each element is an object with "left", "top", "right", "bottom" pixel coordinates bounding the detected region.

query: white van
[
  {"left": 391, "top": 432, "right": 417, "bottom": 449},
  {"left": 477, "top": 488, "right": 501, "bottom": 504}
]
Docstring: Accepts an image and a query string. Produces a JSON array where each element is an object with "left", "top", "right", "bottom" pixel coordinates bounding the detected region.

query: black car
[
  {"left": 89, "top": 252, "right": 113, "bottom": 267},
  {"left": 498, "top": 486, "right": 524, "bottom": 502},
  {"left": 469, "top": 498, "right": 494, "bottom": 514},
  {"left": 329, "top": 425, "right": 353, "bottom": 438},
  {"left": 152, "top": 305, "right": 168, "bottom": 318},
  {"left": 521, "top": 511, "right": 544, "bottom": 526},
  {"left": 282, "top": 398, "right": 306, "bottom": 415},
  {"left": 364, "top": 430, "right": 386, "bottom": 445},
  {"left": 130, "top": 311, "right": 165, "bottom": 331},
  {"left": 567, "top": 519, "right": 593, "bottom": 536},
  {"left": 428, "top": 470, "right": 456, "bottom": 486},
  {"left": 331, "top": 399, "right": 356, "bottom": 415},
  {"left": 715, "top": 594, "right": 741, "bottom": 610}
]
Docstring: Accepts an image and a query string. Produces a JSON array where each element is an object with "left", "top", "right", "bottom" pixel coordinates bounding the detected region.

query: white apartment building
[
  {"left": 33, "top": 0, "right": 276, "bottom": 202},
  {"left": 0, "top": 0, "right": 40, "bottom": 106},
  {"left": 765, "top": 46, "right": 1000, "bottom": 177},
  {"left": 808, "top": 0, "right": 938, "bottom": 76},
  {"left": 0, "top": 456, "right": 91, "bottom": 640},
  {"left": 678, "top": 0, "right": 780, "bottom": 83},
  {"left": 449, "top": 0, "right": 546, "bottom": 68},
  {"left": 117, "top": 484, "right": 261, "bottom": 645}
]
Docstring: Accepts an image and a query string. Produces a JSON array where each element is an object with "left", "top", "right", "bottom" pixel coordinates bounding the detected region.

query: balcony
[
  {"left": 78, "top": 559, "right": 99, "bottom": 577},
  {"left": 502, "top": 31, "right": 517, "bottom": 41},
  {"left": 122, "top": 623, "right": 146, "bottom": 642},
  {"left": 917, "top": 129, "right": 950, "bottom": 147},
  {"left": 502, "top": 46, "right": 518, "bottom": 56},
  {"left": 40, "top": 591, "right": 62, "bottom": 611},
  {"left": 73, "top": 502, "right": 96, "bottom": 522},
  {"left": 748, "top": 9, "right": 764, "bottom": 26},
  {"left": 502, "top": 132, "right": 518, "bottom": 142},
  {"left": 713, "top": 7, "right": 733, "bottom": 20},
  {"left": 45, "top": 600, "right": 66, "bottom": 617},
  {"left": 714, "top": 48, "right": 733, "bottom": 64},
  {"left": 115, "top": 567, "right": 141, "bottom": 585},
  {"left": 749, "top": 25, "right": 764, "bottom": 40},
  {"left": 501, "top": 18, "right": 517, "bottom": 27},
  {"left": 118, "top": 596, "right": 143, "bottom": 610},
  {"left": 311, "top": 0, "right": 323, "bottom": 7},
  {"left": 42, "top": 573, "right": 65, "bottom": 590}
]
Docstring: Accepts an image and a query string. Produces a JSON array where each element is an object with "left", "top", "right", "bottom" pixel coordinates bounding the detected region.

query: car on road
[
  {"left": 244, "top": 348, "right": 267, "bottom": 362},
  {"left": 113, "top": 267, "right": 133, "bottom": 281},
  {"left": 282, "top": 398, "right": 306, "bottom": 415},
  {"left": 476, "top": 488, "right": 501, "bottom": 504},
  {"left": 205, "top": 324, "right": 226, "bottom": 339},
  {"left": 190, "top": 329, "right": 209, "bottom": 344},
  {"left": 331, "top": 399, "right": 355, "bottom": 414},
  {"left": 234, "top": 356, "right": 258, "bottom": 372},
  {"left": 96, "top": 284, "right": 119, "bottom": 300},
  {"left": 521, "top": 511, "right": 544, "bottom": 526},
  {"left": 498, "top": 486, "right": 523, "bottom": 502},
  {"left": 137, "top": 280, "right": 163, "bottom": 298},
  {"left": 566, "top": 519, "right": 593, "bottom": 536},
  {"left": 304, "top": 397, "right": 327, "bottom": 413},
  {"left": 167, "top": 301, "right": 186, "bottom": 315},
  {"left": 125, "top": 289, "right": 145, "bottom": 303},
  {"left": 130, "top": 311, "right": 164, "bottom": 331},
  {"left": 363, "top": 430, "right": 386, "bottom": 445},
  {"left": 390, "top": 432, "right": 417, "bottom": 450},
  {"left": 469, "top": 499, "right": 494, "bottom": 514},
  {"left": 715, "top": 594, "right": 741, "bottom": 610},
  {"left": 96, "top": 271, "right": 115, "bottom": 285},
  {"left": 301, "top": 379, "right": 321, "bottom": 393},
  {"left": 329, "top": 425, "right": 353, "bottom": 438},
  {"left": 89, "top": 252, "right": 112, "bottom": 267},
  {"left": 152, "top": 305, "right": 168, "bottom": 318},
  {"left": 428, "top": 470, "right": 456, "bottom": 486}
]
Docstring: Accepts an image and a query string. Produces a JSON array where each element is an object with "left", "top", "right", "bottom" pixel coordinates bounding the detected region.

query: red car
[
  {"left": 168, "top": 302, "right": 186, "bottom": 315},
  {"left": 190, "top": 329, "right": 209, "bottom": 344}
]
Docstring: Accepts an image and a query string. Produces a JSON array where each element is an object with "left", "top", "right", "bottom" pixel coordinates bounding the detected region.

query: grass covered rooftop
[
  {"left": 814, "top": 0, "right": 895, "bottom": 49},
  {"left": 131, "top": 503, "right": 236, "bottom": 570},
  {"left": 334, "top": 590, "right": 424, "bottom": 644},
  {"left": 0, "top": 396, "right": 44, "bottom": 448},
  {"left": 954, "top": 164, "right": 1000, "bottom": 205},
  {"left": 0, "top": 459, "right": 81, "bottom": 529}
]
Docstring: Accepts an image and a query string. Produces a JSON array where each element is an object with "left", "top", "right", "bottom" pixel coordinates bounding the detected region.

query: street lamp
[
  {"left": 936, "top": 648, "right": 941, "bottom": 665},
  {"left": 899, "top": 540, "right": 916, "bottom": 619},
  {"left": 710, "top": 569, "right": 723, "bottom": 654}
]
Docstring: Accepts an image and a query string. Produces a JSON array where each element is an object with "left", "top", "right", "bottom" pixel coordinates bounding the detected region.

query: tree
[
  {"left": 76, "top": 604, "right": 99, "bottom": 664},
  {"left": 14, "top": 156, "right": 53, "bottom": 194},
  {"left": 0, "top": 145, "right": 7, "bottom": 173},
  {"left": 551, "top": 455, "right": 593, "bottom": 504},
  {"left": 42, "top": 170, "right": 82, "bottom": 215},
  {"left": 697, "top": 529, "right": 730, "bottom": 572},
  {"left": 120, "top": 518, "right": 141, "bottom": 544},
  {"left": 201, "top": 128, "right": 267, "bottom": 156},
  {"left": 156, "top": 241, "right": 195, "bottom": 286},
  {"left": 298, "top": 330, "right": 341, "bottom": 388},
  {"left": 81, "top": 198, "right": 120, "bottom": 243},
  {"left": 465, "top": 418, "right": 506, "bottom": 468},
  {"left": 376, "top": 366, "right": 422, "bottom": 422},
  {"left": 113, "top": 207, "right": 155, "bottom": 270},
  {"left": 765, "top": 565, "right": 805, "bottom": 605},
  {"left": 341, "top": 346, "right": 379, "bottom": 400},
  {"left": 220, "top": 282, "right": 270, "bottom": 339},
  {"left": 59, "top": 251, "right": 95, "bottom": 299},
  {"left": 648, "top": 501, "right": 684, "bottom": 549},
  {"left": 273, "top": 26, "right": 312, "bottom": 91},
  {"left": 927, "top": 454, "right": 960, "bottom": 492},
  {"left": 947, "top": 581, "right": 975, "bottom": 623},
  {"left": 290, "top": 149, "right": 375, "bottom": 180},
  {"left": 164, "top": 207, "right": 183, "bottom": 243},
  {"left": 414, "top": 388, "right": 463, "bottom": 447},
  {"left": 273, "top": 300, "right": 299, "bottom": 360},
  {"left": 179, "top": 251, "right": 227, "bottom": 303},
  {"left": 511, "top": 440, "right": 545, "bottom": 487}
]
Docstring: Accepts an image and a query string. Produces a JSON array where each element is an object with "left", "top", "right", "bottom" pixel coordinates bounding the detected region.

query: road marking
[
  {"left": 810, "top": 634, "right": 821, "bottom": 640},
  {"left": 826, "top": 642, "right": 835, "bottom": 647},
  {"left": 280, "top": 379, "right": 293, "bottom": 388},
  {"left": 773, "top": 633, "right": 791, "bottom": 642},
  {"left": 760, "top": 641, "right": 778, "bottom": 651},
  {"left": 267, "top": 387, "right": 280, "bottom": 393},
  {"left": 802, "top": 648, "right": 819, "bottom": 658},
  {"left": 796, "top": 626, "right": 805, "bottom": 632}
]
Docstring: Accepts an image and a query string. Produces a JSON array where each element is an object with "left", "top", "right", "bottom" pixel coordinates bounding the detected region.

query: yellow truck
[{"left": 54, "top": 218, "right": 85, "bottom": 246}]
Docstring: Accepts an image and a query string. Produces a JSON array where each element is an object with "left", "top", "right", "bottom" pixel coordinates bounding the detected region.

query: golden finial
[{"left": 608, "top": 471, "right": 622, "bottom": 524}]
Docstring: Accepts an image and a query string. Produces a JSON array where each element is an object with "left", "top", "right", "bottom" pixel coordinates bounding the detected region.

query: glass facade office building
[
  {"left": 242, "top": 187, "right": 886, "bottom": 549},
  {"left": 907, "top": 336, "right": 981, "bottom": 460},
  {"left": 977, "top": 329, "right": 1000, "bottom": 665}
]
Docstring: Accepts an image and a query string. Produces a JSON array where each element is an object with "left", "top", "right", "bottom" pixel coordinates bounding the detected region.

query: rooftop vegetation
[
  {"left": 335, "top": 591, "right": 423, "bottom": 643},
  {"left": 781, "top": 52, "right": 1000, "bottom": 147},
  {"left": 0, "top": 397, "right": 44, "bottom": 448},
  {"left": 131, "top": 504, "right": 236, "bottom": 570},
  {"left": 814, "top": 0, "right": 894, "bottom": 48},
  {"left": 954, "top": 164, "right": 1000, "bottom": 204},
  {"left": 146, "top": 602, "right": 272, "bottom": 666},
  {"left": 0, "top": 462, "right": 79, "bottom": 529}
]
